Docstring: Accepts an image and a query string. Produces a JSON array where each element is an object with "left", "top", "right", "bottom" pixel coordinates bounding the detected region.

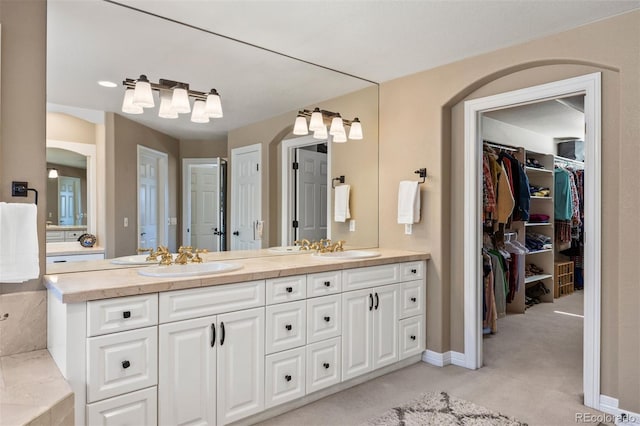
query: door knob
[
  {"left": 232, "top": 231, "right": 239, "bottom": 236},
  {"left": 140, "top": 232, "right": 146, "bottom": 236}
]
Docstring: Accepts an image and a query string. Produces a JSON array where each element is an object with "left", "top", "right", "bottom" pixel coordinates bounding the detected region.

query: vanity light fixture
[
  {"left": 48, "top": 168, "right": 59, "bottom": 179},
  {"left": 293, "top": 108, "right": 363, "bottom": 142},
  {"left": 122, "top": 75, "right": 223, "bottom": 123}
]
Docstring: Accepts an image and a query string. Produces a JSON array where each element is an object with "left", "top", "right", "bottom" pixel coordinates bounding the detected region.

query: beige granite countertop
[
  {"left": 46, "top": 242, "right": 105, "bottom": 257},
  {"left": 45, "top": 225, "right": 87, "bottom": 231},
  {"left": 0, "top": 350, "right": 73, "bottom": 426},
  {"left": 45, "top": 248, "right": 430, "bottom": 303}
]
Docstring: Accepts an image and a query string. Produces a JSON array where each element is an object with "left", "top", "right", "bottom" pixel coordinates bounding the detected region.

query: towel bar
[
  {"left": 414, "top": 168, "right": 427, "bottom": 184},
  {"left": 332, "top": 175, "right": 345, "bottom": 189}
]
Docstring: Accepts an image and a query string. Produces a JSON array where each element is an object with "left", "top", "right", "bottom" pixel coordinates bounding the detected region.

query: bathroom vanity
[{"left": 45, "top": 249, "right": 429, "bottom": 425}]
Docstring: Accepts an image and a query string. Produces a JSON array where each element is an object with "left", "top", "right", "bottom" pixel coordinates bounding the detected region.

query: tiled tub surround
[{"left": 45, "top": 249, "right": 429, "bottom": 425}]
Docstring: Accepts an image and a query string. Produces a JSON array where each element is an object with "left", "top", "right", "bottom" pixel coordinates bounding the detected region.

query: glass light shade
[
  {"left": 329, "top": 115, "right": 345, "bottom": 136},
  {"left": 121, "top": 88, "right": 143, "bottom": 114},
  {"left": 308, "top": 108, "right": 324, "bottom": 131},
  {"left": 158, "top": 91, "right": 178, "bottom": 119},
  {"left": 132, "top": 76, "right": 154, "bottom": 108},
  {"left": 48, "top": 169, "right": 59, "bottom": 179},
  {"left": 332, "top": 131, "right": 347, "bottom": 143},
  {"left": 348, "top": 118, "right": 363, "bottom": 140},
  {"left": 171, "top": 87, "right": 191, "bottom": 113},
  {"left": 205, "top": 90, "right": 223, "bottom": 118},
  {"left": 191, "top": 100, "right": 210, "bottom": 123},
  {"left": 293, "top": 115, "right": 308, "bottom": 135},
  {"left": 313, "top": 125, "right": 328, "bottom": 139}
]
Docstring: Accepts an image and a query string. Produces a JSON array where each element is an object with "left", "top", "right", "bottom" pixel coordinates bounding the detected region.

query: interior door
[
  {"left": 296, "top": 148, "right": 327, "bottom": 241},
  {"left": 138, "top": 150, "right": 159, "bottom": 249},
  {"left": 58, "top": 176, "right": 80, "bottom": 226},
  {"left": 190, "top": 162, "right": 220, "bottom": 251},
  {"left": 230, "top": 144, "right": 261, "bottom": 250}
]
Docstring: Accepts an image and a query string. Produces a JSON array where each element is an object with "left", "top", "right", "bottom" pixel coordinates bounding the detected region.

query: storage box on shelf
[{"left": 554, "top": 261, "right": 575, "bottom": 297}]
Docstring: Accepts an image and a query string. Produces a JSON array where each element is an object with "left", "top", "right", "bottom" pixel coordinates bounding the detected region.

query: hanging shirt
[{"left": 554, "top": 168, "right": 573, "bottom": 220}]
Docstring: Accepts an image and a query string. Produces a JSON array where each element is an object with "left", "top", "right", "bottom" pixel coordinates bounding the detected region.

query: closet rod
[
  {"left": 483, "top": 140, "right": 519, "bottom": 152},
  {"left": 554, "top": 155, "right": 584, "bottom": 168}
]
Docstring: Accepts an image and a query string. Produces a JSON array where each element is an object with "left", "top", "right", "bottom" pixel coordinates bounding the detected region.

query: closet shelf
[
  {"left": 525, "top": 274, "right": 553, "bottom": 284},
  {"left": 525, "top": 222, "right": 551, "bottom": 227},
  {"left": 525, "top": 166, "right": 553, "bottom": 174},
  {"left": 527, "top": 248, "right": 553, "bottom": 255},
  {"left": 530, "top": 196, "right": 553, "bottom": 200}
]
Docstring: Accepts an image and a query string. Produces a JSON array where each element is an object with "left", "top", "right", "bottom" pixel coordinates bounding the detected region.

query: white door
[
  {"left": 372, "top": 284, "right": 399, "bottom": 369},
  {"left": 230, "top": 144, "right": 262, "bottom": 250},
  {"left": 341, "top": 288, "right": 373, "bottom": 381},
  {"left": 58, "top": 176, "right": 80, "bottom": 225},
  {"left": 158, "top": 316, "right": 217, "bottom": 426},
  {"left": 217, "top": 307, "right": 265, "bottom": 425},
  {"left": 296, "top": 148, "right": 327, "bottom": 242},
  {"left": 189, "top": 162, "right": 220, "bottom": 251},
  {"left": 138, "top": 146, "right": 168, "bottom": 250}
]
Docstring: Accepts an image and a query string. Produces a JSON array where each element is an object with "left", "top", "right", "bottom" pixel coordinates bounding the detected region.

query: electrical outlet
[
  {"left": 170, "top": 217, "right": 177, "bottom": 225},
  {"left": 349, "top": 220, "right": 356, "bottom": 232},
  {"left": 124, "top": 217, "right": 128, "bottom": 227}
]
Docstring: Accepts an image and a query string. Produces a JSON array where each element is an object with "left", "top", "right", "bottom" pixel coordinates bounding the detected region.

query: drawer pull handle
[
  {"left": 285, "top": 375, "right": 292, "bottom": 382},
  {"left": 324, "top": 316, "right": 331, "bottom": 322},
  {"left": 411, "top": 297, "right": 417, "bottom": 303},
  {"left": 410, "top": 335, "right": 416, "bottom": 341},
  {"left": 122, "top": 360, "right": 131, "bottom": 369},
  {"left": 220, "top": 322, "right": 226, "bottom": 346},
  {"left": 369, "top": 294, "right": 373, "bottom": 311},
  {"left": 411, "top": 268, "right": 417, "bottom": 274},
  {"left": 285, "top": 286, "right": 293, "bottom": 293},
  {"left": 285, "top": 324, "right": 292, "bottom": 331},
  {"left": 323, "top": 362, "right": 330, "bottom": 369},
  {"left": 211, "top": 323, "right": 216, "bottom": 347},
  {"left": 122, "top": 311, "right": 131, "bottom": 319},
  {"left": 374, "top": 292, "right": 379, "bottom": 310},
  {"left": 324, "top": 281, "right": 331, "bottom": 287}
]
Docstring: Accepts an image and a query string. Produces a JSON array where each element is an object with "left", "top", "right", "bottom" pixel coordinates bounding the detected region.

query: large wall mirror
[{"left": 46, "top": 1, "right": 379, "bottom": 271}]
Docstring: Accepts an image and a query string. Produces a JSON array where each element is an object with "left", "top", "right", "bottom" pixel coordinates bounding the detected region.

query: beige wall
[
  {"left": 380, "top": 11, "right": 640, "bottom": 411},
  {"left": 228, "top": 85, "right": 379, "bottom": 249},
  {"left": 47, "top": 112, "right": 96, "bottom": 144},
  {"left": 179, "top": 138, "right": 228, "bottom": 160}
]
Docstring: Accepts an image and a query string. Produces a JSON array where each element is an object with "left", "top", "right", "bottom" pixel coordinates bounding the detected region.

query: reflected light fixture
[
  {"left": 293, "top": 108, "right": 363, "bottom": 142},
  {"left": 48, "top": 168, "right": 59, "bottom": 179},
  {"left": 122, "top": 75, "right": 223, "bottom": 124}
]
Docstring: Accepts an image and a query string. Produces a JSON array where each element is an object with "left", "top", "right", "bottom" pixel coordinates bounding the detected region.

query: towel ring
[
  {"left": 11, "top": 181, "right": 38, "bottom": 205},
  {"left": 414, "top": 168, "right": 427, "bottom": 184},
  {"left": 332, "top": 175, "right": 345, "bottom": 189}
]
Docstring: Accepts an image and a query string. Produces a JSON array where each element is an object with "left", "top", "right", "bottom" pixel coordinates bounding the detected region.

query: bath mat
[{"left": 362, "top": 391, "right": 527, "bottom": 426}]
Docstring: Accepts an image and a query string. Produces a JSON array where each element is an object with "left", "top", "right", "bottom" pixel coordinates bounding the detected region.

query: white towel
[
  {"left": 397, "top": 181, "right": 421, "bottom": 224},
  {"left": 334, "top": 184, "right": 351, "bottom": 222},
  {"left": 0, "top": 202, "right": 39, "bottom": 283}
]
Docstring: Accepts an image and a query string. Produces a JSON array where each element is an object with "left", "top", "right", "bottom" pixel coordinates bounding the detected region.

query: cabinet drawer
[
  {"left": 342, "top": 264, "right": 400, "bottom": 292},
  {"left": 266, "top": 275, "right": 306, "bottom": 305},
  {"left": 46, "top": 231, "right": 65, "bottom": 242},
  {"left": 159, "top": 280, "right": 264, "bottom": 323},
  {"left": 265, "top": 347, "right": 306, "bottom": 409},
  {"left": 87, "top": 294, "right": 158, "bottom": 337},
  {"left": 306, "top": 294, "right": 341, "bottom": 344},
  {"left": 307, "top": 271, "right": 341, "bottom": 297},
  {"left": 399, "top": 316, "right": 425, "bottom": 360},
  {"left": 87, "top": 327, "right": 158, "bottom": 403},
  {"left": 65, "top": 230, "right": 84, "bottom": 241},
  {"left": 400, "top": 261, "right": 426, "bottom": 282},
  {"left": 266, "top": 301, "right": 306, "bottom": 354},
  {"left": 87, "top": 386, "right": 157, "bottom": 426},
  {"left": 306, "top": 337, "right": 341, "bottom": 394},
  {"left": 400, "top": 280, "right": 425, "bottom": 319}
]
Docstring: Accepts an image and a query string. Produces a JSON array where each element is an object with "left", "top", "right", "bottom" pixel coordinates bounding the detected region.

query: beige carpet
[{"left": 363, "top": 391, "right": 526, "bottom": 426}]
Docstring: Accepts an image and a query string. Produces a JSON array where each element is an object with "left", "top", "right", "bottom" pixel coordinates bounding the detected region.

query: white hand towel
[
  {"left": 334, "top": 184, "right": 351, "bottom": 222},
  {"left": 0, "top": 202, "right": 39, "bottom": 283},
  {"left": 397, "top": 181, "right": 421, "bottom": 224}
]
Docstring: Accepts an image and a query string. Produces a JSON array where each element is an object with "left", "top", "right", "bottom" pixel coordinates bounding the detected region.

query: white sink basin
[
  {"left": 137, "top": 262, "right": 243, "bottom": 277},
  {"left": 267, "top": 246, "right": 303, "bottom": 254},
  {"left": 311, "top": 250, "right": 381, "bottom": 260}
]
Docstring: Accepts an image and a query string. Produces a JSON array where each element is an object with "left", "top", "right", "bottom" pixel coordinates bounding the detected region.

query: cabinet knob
[
  {"left": 122, "top": 360, "right": 131, "bottom": 369},
  {"left": 410, "top": 335, "right": 416, "bottom": 341},
  {"left": 324, "top": 281, "right": 331, "bottom": 287},
  {"left": 323, "top": 362, "right": 330, "bottom": 369},
  {"left": 122, "top": 311, "right": 131, "bottom": 319},
  {"left": 411, "top": 297, "right": 417, "bottom": 302},
  {"left": 285, "top": 375, "right": 292, "bottom": 382},
  {"left": 232, "top": 231, "right": 239, "bottom": 236},
  {"left": 285, "top": 286, "right": 293, "bottom": 293},
  {"left": 324, "top": 316, "right": 331, "bottom": 322},
  {"left": 411, "top": 269, "right": 417, "bottom": 274},
  {"left": 285, "top": 324, "right": 292, "bottom": 331}
]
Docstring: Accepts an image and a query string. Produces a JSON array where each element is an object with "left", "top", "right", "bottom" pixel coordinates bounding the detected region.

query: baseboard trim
[
  {"left": 421, "top": 350, "right": 466, "bottom": 368},
  {"left": 598, "top": 395, "right": 640, "bottom": 425}
]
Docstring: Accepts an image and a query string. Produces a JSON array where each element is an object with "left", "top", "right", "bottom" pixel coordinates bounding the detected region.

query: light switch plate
[{"left": 349, "top": 220, "right": 356, "bottom": 232}]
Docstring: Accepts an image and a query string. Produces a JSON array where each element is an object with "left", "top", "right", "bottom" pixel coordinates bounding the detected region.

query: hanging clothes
[{"left": 498, "top": 151, "right": 530, "bottom": 222}]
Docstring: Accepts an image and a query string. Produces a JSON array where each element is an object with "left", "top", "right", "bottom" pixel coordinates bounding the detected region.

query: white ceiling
[{"left": 47, "top": 0, "right": 639, "bottom": 140}]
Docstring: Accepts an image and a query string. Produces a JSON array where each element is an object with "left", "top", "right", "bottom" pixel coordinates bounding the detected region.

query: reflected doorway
[
  {"left": 58, "top": 176, "right": 82, "bottom": 225},
  {"left": 137, "top": 145, "right": 169, "bottom": 250}
]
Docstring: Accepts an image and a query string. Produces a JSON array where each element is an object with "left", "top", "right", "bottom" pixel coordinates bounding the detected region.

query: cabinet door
[
  {"left": 217, "top": 307, "right": 265, "bottom": 425},
  {"left": 341, "top": 288, "right": 373, "bottom": 381},
  {"left": 158, "top": 315, "right": 216, "bottom": 426},
  {"left": 372, "top": 284, "right": 399, "bottom": 369}
]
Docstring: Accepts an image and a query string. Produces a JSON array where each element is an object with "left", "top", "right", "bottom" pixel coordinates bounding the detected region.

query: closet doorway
[{"left": 463, "top": 73, "right": 602, "bottom": 409}]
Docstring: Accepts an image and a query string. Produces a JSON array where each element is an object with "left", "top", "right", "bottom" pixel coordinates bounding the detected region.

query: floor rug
[{"left": 362, "top": 391, "right": 527, "bottom": 425}]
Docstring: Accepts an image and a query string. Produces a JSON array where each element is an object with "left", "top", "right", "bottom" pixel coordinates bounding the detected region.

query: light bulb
[
  {"left": 132, "top": 75, "right": 154, "bottom": 108},
  {"left": 158, "top": 91, "right": 178, "bottom": 119},
  {"left": 48, "top": 169, "right": 59, "bottom": 179},
  {"left": 122, "top": 88, "right": 143, "bottom": 114},
  {"left": 308, "top": 108, "right": 324, "bottom": 131},
  {"left": 293, "top": 114, "right": 308, "bottom": 135},
  {"left": 348, "top": 118, "right": 363, "bottom": 140},
  {"left": 191, "top": 100, "right": 210, "bottom": 123},
  {"left": 329, "top": 114, "right": 345, "bottom": 136},
  {"left": 205, "top": 89, "right": 223, "bottom": 118},
  {"left": 170, "top": 86, "right": 191, "bottom": 114},
  {"left": 313, "top": 125, "right": 328, "bottom": 139}
]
